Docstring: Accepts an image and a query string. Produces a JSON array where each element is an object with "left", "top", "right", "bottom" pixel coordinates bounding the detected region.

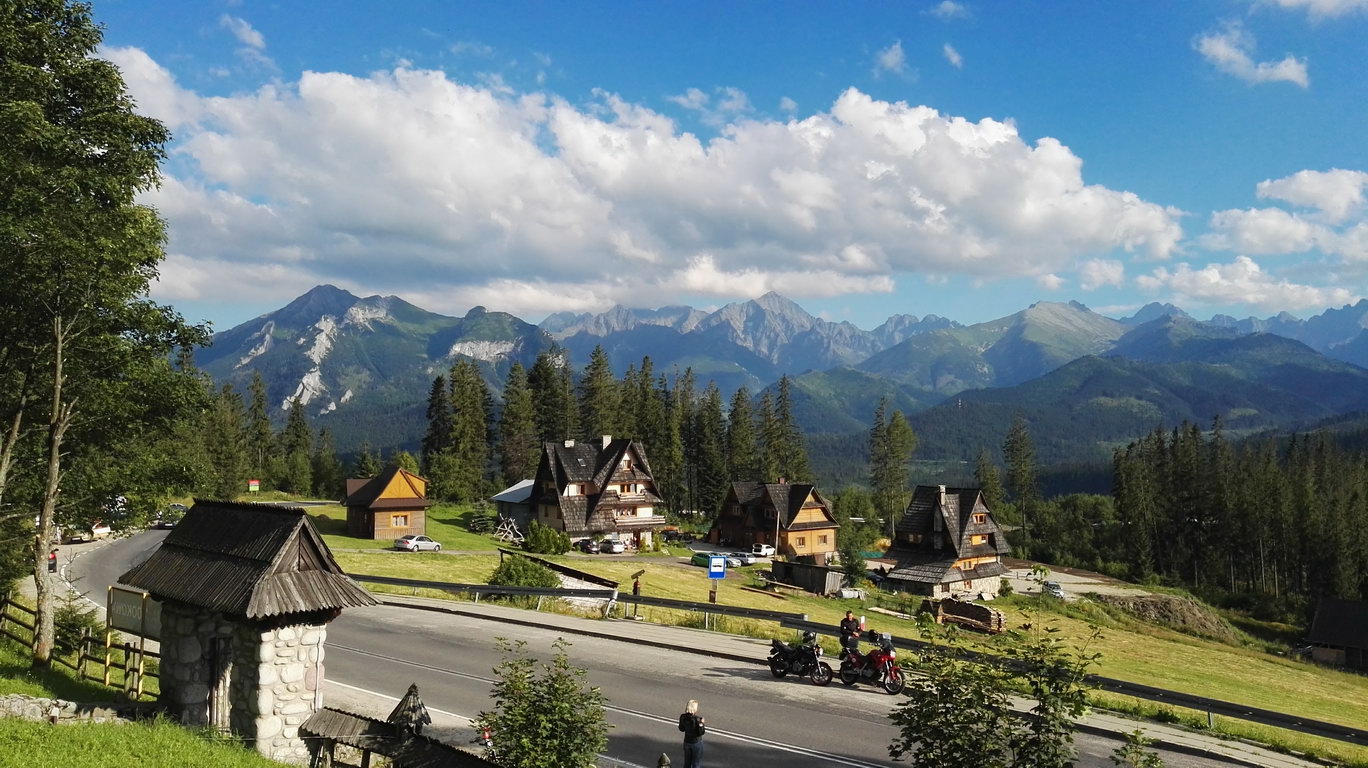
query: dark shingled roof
[
  {"left": 883, "top": 485, "right": 1008, "bottom": 586},
  {"left": 119, "top": 500, "right": 376, "bottom": 619},
  {"left": 302, "top": 707, "right": 495, "bottom": 768},
  {"left": 725, "top": 481, "right": 836, "bottom": 531},
  {"left": 535, "top": 438, "right": 665, "bottom": 536},
  {"left": 1309, "top": 598, "right": 1368, "bottom": 650},
  {"left": 344, "top": 466, "right": 433, "bottom": 511}
]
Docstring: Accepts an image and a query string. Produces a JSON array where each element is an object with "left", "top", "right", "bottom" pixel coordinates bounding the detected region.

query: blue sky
[{"left": 96, "top": 0, "right": 1368, "bottom": 331}]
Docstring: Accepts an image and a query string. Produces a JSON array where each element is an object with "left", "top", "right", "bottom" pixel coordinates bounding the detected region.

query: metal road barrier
[
  {"left": 348, "top": 573, "right": 615, "bottom": 600},
  {"left": 779, "top": 618, "right": 1368, "bottom": 748}
]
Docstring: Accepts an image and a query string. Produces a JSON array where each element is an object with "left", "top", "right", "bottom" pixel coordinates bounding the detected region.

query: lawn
[
  {"left": 333, "top": 548, "right": 1368, "bottom": 766},
  {"left": 309, "top": 503, "right": 504, "bottom": 552}
]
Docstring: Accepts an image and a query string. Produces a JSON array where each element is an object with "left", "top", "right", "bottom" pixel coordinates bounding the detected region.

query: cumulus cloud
[
  {"left": 112, "top": 51, "right": 1184, "bottom": 315},
  {"left": 874, "top": 41, "right": 909, "bottom": 77},
  {"left": 219, "top": 14, "right": 264, "bottom": 49},
  {"left": 1138, "top": 256, "right": 1357, "bottom": 310},
  {"left": 1036, "top": 273, "right": 1066, "bottom": 291},
  {"left": 779, "top": 96, "right": 798, "bottom": 114},
  {"left": 942, "top": 43, "right": 964, "bottom": 69},
  {"left": 1195, "top": 22, "right": 1308, "bottom": 87},
  {"left": 1257, "top": 168, "right": 1368, "bottom": 223},
  {"left": 927, "top": 1, "right": 969, "bottom": 20},
  {"left": 1079, "top": 258, "right": 1125, "bottom": 290},
  {"left": 1263, "top": 0, "right": 1368, "bottom": 19},
  {"left": 669, "top": 86, "right": 752, "bottom": 126}
]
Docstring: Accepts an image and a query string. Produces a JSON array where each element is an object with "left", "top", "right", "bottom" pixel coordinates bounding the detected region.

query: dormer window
[{"left": 973, "top": 513, "right": 986, "bottom": 524}]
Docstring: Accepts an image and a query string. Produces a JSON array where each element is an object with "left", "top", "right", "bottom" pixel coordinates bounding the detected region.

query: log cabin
[
  {"left": 708, "top": 481, "right": 839, "bottom": 564},
  {"left": 881, "top": 485, "right": 1009, "bottom": 598},
  {"left": 531, "top": 436, "right": 667, "bottom": 548},
  {"left": 342, "top": 466, "right": 433, "bottom": 540}
]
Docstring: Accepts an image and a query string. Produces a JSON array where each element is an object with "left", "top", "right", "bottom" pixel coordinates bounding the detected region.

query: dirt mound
[{"left": 1090, "top": 593, "right": 1240, "bottom": 644}]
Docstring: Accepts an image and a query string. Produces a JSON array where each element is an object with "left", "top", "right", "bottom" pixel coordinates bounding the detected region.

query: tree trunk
[
  {"left": 0, "top": 372, "right": 28, "bottom": 511},
  {"left": 32, "top": 317, "right": 73, "bottom": 668}
]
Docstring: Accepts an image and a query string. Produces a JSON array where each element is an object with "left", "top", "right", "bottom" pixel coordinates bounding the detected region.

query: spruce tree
[
  {"left": 578, "top": 345, "right": 619, "bottom": 440},
  {"left": 203, "top": 384, "right": 249, "bottom": 499},
  {"left": 279, "top": 397, "right": 313, "bottom": 494},
  {"left": 353, "top": 441, "right": 380, "bottom": 478},
  {"left": 618, "top": 363, "right": 640, "bottom": 438},
  {"left": 1003, "top": 415, "right": 1039, "bottom": 548},
  {"left": 448, "top": 359, "right": 491, "bottom": 502},
  {"left": 975, "top": 450, "right": 1007, "bottom": 515},
  {"left": 695, "top": 383, "right": 728, "bottom": 516},
  {"left": 726, "top": 386, "right": 759, "bottom": 481},
  {"left": 635, "top": 358, "right": 666, "bottom": 453},
  {"left": 421, "top": 375, "right": 453, "bottom": 473},
  {"left": 869, "top": 398, "right": 917, "bottom": 538},
  {"left": 311, "top": 427, "right": 344, "bottom": 499},
  {"left": 756, "top": 390, "right": 781, "bottom": 482},
  {"left": 499, "top": 362, "right": 539, "bottom": 483},
  {"left": 246, "top": 372, "right": 277, "bottom": 486},
  {"left": 774, "top": 375, "right": 812, "bottom": 482},
  {"left": 676, "top": 369, "right": 698, "bottom": 514},
  {"left": 655, "top": 376, "right": 686, "bottom": 514}
]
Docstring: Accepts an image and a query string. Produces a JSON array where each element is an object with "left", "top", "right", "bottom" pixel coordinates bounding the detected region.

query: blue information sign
[{"left": 708, "top": 555, "right": 727, "bottom": 580}]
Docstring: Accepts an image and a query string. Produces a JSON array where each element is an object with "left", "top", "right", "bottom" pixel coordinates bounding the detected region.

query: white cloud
[
  {"left": 113, "top": 52, "right": 1184, "bottom": 314},
  {"left": 1257, "top": 168, "right": 1368, "bottom": 223},
  {"left": 1205, "top": 207, "right": 1322, "bottom": 254},
  {"left": 1079, "top": 258, "right": 1125, "bottom": 290},
  {"left": 1138, "top": 256, "right": 1356, "bottom": 311},
  {"left": 219, "top": 14, "right": 265, "bottom": 49},
  {"left": 1195, "top": 22, "right": 1308, "bottom": 87},
  {"left": 874, "top": 41, "right": 909, "bottom": 77},
  {"left": 450, "top": 40, "right": 495, "bottom": 57},
  {"left": 927, "top": 1, "right": 969, "bottom": 20},
  {"left": 779, "top": 96, "right": 798, "bottom": 114},
  {"left": 1263, "top": 0, "right": 1368, "bottom": 19},
  {"left": 942, "top": 43, "right": 964, "bottom": 69},
  {"left": 1036, "top": 273, "right": 1066, "bottom": 291},
  {"left": 668, "top": 86, "right": 752, "bottom": 126}
]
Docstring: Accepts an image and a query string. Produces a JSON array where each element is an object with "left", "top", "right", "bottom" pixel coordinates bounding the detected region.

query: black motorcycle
[{"left": 768, "top": 631, "right": 833, "bottom": 685}]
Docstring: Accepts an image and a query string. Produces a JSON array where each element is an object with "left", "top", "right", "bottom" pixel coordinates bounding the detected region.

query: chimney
[
  {"left": 778, "top": 477, "right": 787, "bottom": 485},
  {"left": 564, "top": 439, "right": 575, "bottom": 447},
  {"left": 601, "top": 434, "right": 613, "bottom": 450}
]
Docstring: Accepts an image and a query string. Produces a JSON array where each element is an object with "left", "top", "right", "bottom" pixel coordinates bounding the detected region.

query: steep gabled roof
[
  {"left": 343, "top": 466, "right": 432, "bottom": 510},
  {"left": 724, "top": 481, "right": 836, "bottom": 531},
  {"left": 537, "top": 438, "right": 663, "bottom": 534},
  {"left": 119, "top": 500, "right": 375, "bottom": 619},
  {"left": 897, "top": 485, "right": 1008, "bottom": 558}
]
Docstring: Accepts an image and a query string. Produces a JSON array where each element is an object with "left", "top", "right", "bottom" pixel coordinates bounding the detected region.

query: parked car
[
  {"left": 723, "top": 554, "right": 744, "bottom": 568},
  {"left": 1042, "top": 581, "right": 1065, "bottom": 599},
  {"left": 690, "top": 551, "right": 712, "bottom": 567},
  {"left": 600, "top": 539, "right": 626, "bottom": 554},
  {"left": 394, "top": 535, "right": 441, "bottom": 552},
  {"left": 155, "top": 504, "right": 186, "bottom": 529},
  {"left": 751, "top": 543, "right": 776, "bottom": 557},
  {"left": 577, "top": 538, "right": 601, "bottom": 554},
  {"left": 729, "top": 551, "right": 758, "bottom": 566}
]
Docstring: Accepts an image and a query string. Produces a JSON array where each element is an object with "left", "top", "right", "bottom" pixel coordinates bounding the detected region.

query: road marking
[{"left": 329, "top": 643, "right": 889, "bottom": 768}]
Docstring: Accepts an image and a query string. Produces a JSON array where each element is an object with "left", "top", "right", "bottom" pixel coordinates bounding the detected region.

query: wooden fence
[{"left": 0, "top": 592, "right": 158, "bottom": 699}]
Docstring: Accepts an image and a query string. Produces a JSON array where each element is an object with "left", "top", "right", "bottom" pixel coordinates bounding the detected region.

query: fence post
[
  {"left": 103, "top": 627, "right": 112, "bottom": 687},
  {"left": 78, "top": 627, "right": 88, "bottom": 679},
  {"left": 0, "top": 592, "right": 7, "bottom": 637},
  {"left": 535, "top": 596, "right": 544, "bottom": 612}
]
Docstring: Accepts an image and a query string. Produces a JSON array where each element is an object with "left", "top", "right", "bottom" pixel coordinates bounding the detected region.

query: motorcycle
[
  {"left": 768, "top": 631, "right": 833, "bottom": 685},
  {"left": 838, "top": 629, "right": 905, "bottom": 694}
]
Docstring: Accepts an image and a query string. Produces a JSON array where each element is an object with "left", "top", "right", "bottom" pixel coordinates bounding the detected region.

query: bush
[
  {"left": 522, "top": 520, "right": 570, "bottom": 555},
  {"left": 55, "top": 594, "right": 103, "bottom": 658},
  {"left": 488, "top": 554, "right": 560, "bottom": 590},
  {"left": 466, "top": 501, "right": 497, "bottom": 533},
  {"left": 999, "top": 578, "right": 1014, "bottom": 597}
]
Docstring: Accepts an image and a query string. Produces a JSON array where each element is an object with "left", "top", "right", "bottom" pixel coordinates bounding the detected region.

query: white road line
[{"left": 328, "top": 643, "right": 888, "bottom": 768}]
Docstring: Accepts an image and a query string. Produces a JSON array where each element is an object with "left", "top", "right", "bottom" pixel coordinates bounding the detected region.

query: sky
[{"left": 93, "top": 0, "right": 1368, "bottom": 332}]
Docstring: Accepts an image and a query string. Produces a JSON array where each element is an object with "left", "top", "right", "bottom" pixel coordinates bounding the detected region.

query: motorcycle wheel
[
  {"left": 838, "top": 661, "right": 859, "bottom": 686},
  {"left": 882, "top": 667, "right": 906, "bottom": 695},
  {"left": 769, "top": 657, "right": 788, "bottom": 678},
  {"left": 810, "top": 661, "right": 833, "bottom": 686}
]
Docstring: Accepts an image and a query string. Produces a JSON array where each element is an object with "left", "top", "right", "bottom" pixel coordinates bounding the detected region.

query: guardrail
[{"left": 779, "top": 618, "right": 1368, "bottom": 748}]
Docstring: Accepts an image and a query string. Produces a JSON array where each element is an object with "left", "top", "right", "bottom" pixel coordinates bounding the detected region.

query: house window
[
  {"left": 971, "top": 534, "right": 987, "bottom": 545},
  {"left": 796, "top": 536, "right": 806, "bottom": 546},
  {"left": 818, "top": 534, "right": 828, "bottom": 545},
  {"left": 391, "top": 514, "right": 409, "bottom": 527},
  {"left": 973, "top": 513, "right": 986, "bottom": 524}
]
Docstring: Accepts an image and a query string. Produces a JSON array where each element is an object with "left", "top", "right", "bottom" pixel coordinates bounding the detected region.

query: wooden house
[
  {"left": 342, "top": 466, "right": 433, "bottom": 540},
  {"left": 530, "top": 435, "right": 667, "bottom": 548},
  {"left": 490, "top": 479, "right": 534, "bottom": 530},
  {"left": 708, "top": 481, "right": 839, "bottom": 564},
  {"left": 881, "top": 485, "right": 1009, "bottom": 599},
  {"left": 1308, "top": 597, "right": 1368, "bottom": 671}
]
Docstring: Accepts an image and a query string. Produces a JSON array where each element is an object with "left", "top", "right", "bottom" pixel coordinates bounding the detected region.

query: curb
[
  {"left": 377, "top": 597, "right": 763, "bottom": 667},
  {"left": 1073, "top": 720, "right": 1288, "bottom": 768}
]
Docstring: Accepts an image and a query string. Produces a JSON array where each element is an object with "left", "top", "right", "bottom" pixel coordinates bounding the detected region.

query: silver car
[
  {"left": 395, "top": 535, "right": 441, "bottom": 552},
  {"left": 729, "top": 551, "right": 758, "bottom": 566}
]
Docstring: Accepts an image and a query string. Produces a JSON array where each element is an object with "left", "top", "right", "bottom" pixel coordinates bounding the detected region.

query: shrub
[
  {"left": 522, "top": 520, "right": 570, "bottom": 555},
  {"left": 466, "top": 501, "right": 497, "bottom": 533},
  {"left": 488, "top": 554, "right": 560, "bottom": 590},
  {"left": 999, "top": 578, "right": 1014, "bottom": 597},
  {"left": 55, "top": 594, "right": 103, "bottom": 658}
]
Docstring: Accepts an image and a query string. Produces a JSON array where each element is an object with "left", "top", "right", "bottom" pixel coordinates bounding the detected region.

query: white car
[
  {"left": 600, "top": 539, "right": 626, "bottom": 554},
  {"left": 729, "top": 551, "right": 758, "bottom": 566},
  {"left": 751, "top": 543, "right": 776, "bottom": 557},
  {"left": 394, "top": 535, "right": 441, "bottom": 552}
]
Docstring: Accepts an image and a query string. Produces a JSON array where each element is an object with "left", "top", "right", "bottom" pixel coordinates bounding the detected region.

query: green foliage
[
  {"left": 870, "top": 398, "right": 917, "bottom": 537},
  {"left": 889, "top": 620, "right": 1100, "bottom": 768},
  {"left": 310, "top": 428, "right": 344, "bottom": 498},
  {"left": 447, "top": 359, "right": 491, "bottom": 502},
  {"left": 773, "top": 375, "right": 812, "bottom": 482},
  {"left": 477, "top": 638, "right": 610, "bottom": 768},
  {"left": 695, "top": 383, "right": 728, "bottom": 516},
  {"left": 352, "top": 440, "right": 380, "bottom": 478},
  {"left": 467, "top": 500, "right": 497, "bottom": 533},
  {"left": 203, "top": 384, "right": 250, "bottom": 499},
  {"left": 529, "top": 346, "right": 576, "bottom": 443},
  {"left": 421, "top": 374, "right": 453, "bottom": 472},
  {"left": 498, "top": 363, "right": 539, "bottom": 483},
  {"left": 726, "top": 385, "right": 759, "bottom": 481},
  {"left": 53, "top": 594, "right": 101, "bottom": 659},
  {"left": 522, "top": 520, "right": 571, "bottom": 555},
  {"left": 276, "top": 398, "right": 313, "bottom": 494},
  {"left": 487, "top": 553, "right": 560, "bottom": 590},
  {"left": 1004, "top": 415, "right": 1040, "bottom": 547},
  {"left": 392, "top": 450, "right": 419, "bottom": 473},
  {"left": 578, "top": 345, "right": 619, "bottom": 440},
  {"left": 833, "top": 486, "right": 879, "bottom": 582},
  {"left": 1109, "top": 730, "right": 1165, "bottom": 768}
]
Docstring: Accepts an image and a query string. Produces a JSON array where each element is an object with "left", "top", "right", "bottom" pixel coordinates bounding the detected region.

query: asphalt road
[{"left": 70, "top": 532, "right": 1250, "bottom": 768}]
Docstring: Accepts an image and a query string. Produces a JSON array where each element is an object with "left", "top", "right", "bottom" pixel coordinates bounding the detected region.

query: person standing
[
  {"left": 839, "top": 610, "right": 861, "bottom": 652},
  {"left": 678, "top": 699, "right": 705, "bottom": 767}
]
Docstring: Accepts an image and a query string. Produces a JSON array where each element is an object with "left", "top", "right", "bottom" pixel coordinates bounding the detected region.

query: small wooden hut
[
  {"left": 343, "top": 466, "right": 433, "bottom": 540},
  {"left": 302, "top": 684, "right": 495, "bottom": 767}
]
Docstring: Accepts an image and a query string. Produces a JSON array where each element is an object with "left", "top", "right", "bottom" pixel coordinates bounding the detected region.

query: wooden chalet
[
  {"left": 709, "top": 481, "right": 839, "bottom": 564},
  {"left": 120, "top": 499, "right": 375, "bottom": 621},
  {"left": 1308, "top": 597, "right": 1368, "bottom": 671},
  {"left": 343, "top": 466, "right": 433, "bottom": 540},
  {"left": 302, "top": 684, "right": 495, "bottom": 768},
  {"left": 881, "top": 485, "right": 1009, "bottom": 599},
  {"left": 531, "top": 435, "right": 667, "bottom": 548}
]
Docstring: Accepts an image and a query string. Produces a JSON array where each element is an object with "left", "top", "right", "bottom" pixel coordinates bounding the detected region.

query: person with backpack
[{"left": 678, "top": 699, "right": 705, "bottom": 767}]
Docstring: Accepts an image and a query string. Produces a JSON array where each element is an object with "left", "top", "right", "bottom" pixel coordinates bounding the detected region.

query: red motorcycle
[{"left": 838, "top": 629, "right": 905, "bottom": 694}]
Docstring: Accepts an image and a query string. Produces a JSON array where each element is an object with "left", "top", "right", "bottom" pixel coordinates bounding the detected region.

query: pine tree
[
  {"left": 203, "top": 384, "right": 249, "bottom": 499},
  {"left": 529, "top": 346, "right": 576, "bottom": 442},
  {"left": 617, "top": 363, "right": 640, "bottom": 438},
  {"left": 447, "top": 359, "right": 491, "bottom": 502},
  {"left": 695, "top": 383, "right": 728, "bottom": 517},
  {"left": 1003, "top": 415, "right": 1039, "bottom": 548},
  {"left": 578, "top": 345, "right": 619, "bottom": 440},
  {"left": 726, "top": 386, "right": 759, "bottom": 481},
  {"left": 392, "top": 450, "right": 420, "bottom": 473},
  {"left": 421, "top": 375, "right": 454, "bottom": 473},
  {"left": 655, "top": 376, "right": 686, "bottom": 514},
  {"left": 773, "top": 375, "right": 812, "bottom": 482},
  {"left": 311, "top": 428, "right": 344, "bottom": 498},
  {"left": 869, "top": 398, "right": 917, "bottom": 538},
  {"left": 676, "top": 369, "right": 698, "bottom": 514},
  {"left": 279, "top": 397, "right": 313, "bottom": 494},
  {"left": 246, "top": 372, "right": 276, "bottom": 487},
  {"left": 975, "top": 450, "right": 1007, "bottom": 516},
  {"left": 635, "top": 358, "right": 666, "bottom": 454},
  {"left": 756, "top": 390, "right": 781, "bottom": 482},
  {"left": 499, "top": 362, "right": 539, "bottom": 483},
  {"left": 353, "top": 441, "right": 380, "bottom": 478}
]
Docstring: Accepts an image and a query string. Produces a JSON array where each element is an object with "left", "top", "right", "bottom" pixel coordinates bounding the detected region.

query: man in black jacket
[
  {"left": 678, "top": 699, "right": 705, "bottom": 767},
  {"left": 839, "top": 610, "right": 862, "bottom": 653}
]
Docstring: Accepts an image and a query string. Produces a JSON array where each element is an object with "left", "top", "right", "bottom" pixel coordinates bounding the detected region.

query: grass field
[
  {"left": 309, "top": 503, "right": 505, "bottom": 552},
  {"left": 333, "top": 548, "right": 1368, "bottom": 766}
]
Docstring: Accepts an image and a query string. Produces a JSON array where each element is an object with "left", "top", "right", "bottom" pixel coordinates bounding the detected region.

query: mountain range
[{"left": 197, "top": 286, "right": 1368, "bottom": 478}]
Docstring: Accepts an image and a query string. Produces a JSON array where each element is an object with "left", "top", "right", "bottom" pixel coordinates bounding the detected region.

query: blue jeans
[{"left": 683, "top": 740, "right": 704, "bottom": 768}]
